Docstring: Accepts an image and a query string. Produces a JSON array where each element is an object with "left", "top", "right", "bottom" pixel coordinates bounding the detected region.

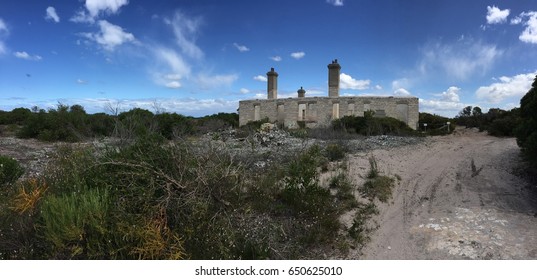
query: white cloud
[
  {"left": 14, "top": 51, "right": 42, "bottom": 61},
  {"left": 0, "top": 18, "right": 8, "bottom": 55},
  {"left": 240, "top": 88, "right": 250, "bottom": 94},
  {"left": 70, "top": 10, "right": 94, "bottom": 23},
  {"left": 519, "top": 12, "right": 537, "bottom": 44},
  {"left": 85, "top": 0, "right": 129, "bottom": 18},
  {"left": 511, "top": 16, "right": 523, "bottom": 25},
  {"left": 486, "top": 6, "right": 510, "bottom": 24},
  {"left": 45, "top": 7, "right": 60, "bottom": 23},
  {"left": 253, "top": 75, "right": 267, "bottom": 82},
  {"left": 326, "top": 0, "right": 344, "bottom": 6},
  {"left": 165, "top": 10, "right": 204, "bottom": 59},
  {"left": 233, "top": 43, "right": 249, "bottom": 52},
  {"left": 392, "top": 78, "right": 410, "bottom": 90},
  {"left": 77, "top": 79, "right": 88, "bottom": 84},
  {"left": 419, "top": 39, "right": 502, "bottom": 80},
  {"left": 151, "top": 47, "right": 191, "bottom": 88},
  {"left": 476, "top": 71, "right": 537, "bottom": 103},
  {"left": 375, "top": 85, "right": 382, "bottom": 90},
  {"left": 0, "top": 18, "right": 7, "bottom": 33},
  {"left": 394, "top": 88, "right": 411, "bottom": 96},
  {"left": 419, "top": 99, "right": 466, "bottom": 116},
  {"left": 438, "top": 86, "right": 461, "bottom": 102},
  {"left": 270, "top": 56, "right": 282, "bottom": 62},
  {"left": 81, "top": 20, "right": 135, "bottom": 51},
  {"left": 165, "top": 81, "right": 181, "bottom": 89},
  {"left": 196, "top": 74, "right": 238, "bottom": 90},
  {"left": 71, "top": 0, "right": 129, "bottom": 23},
  {"left": 164, "top": 73, "right": 182, "bottom": 80},
  {"left": 419, "top": 87, "right": 466, "bottom": 117},
  {"left": 339, "top": 73, "right": 370, "bottom": 90},
  {"left": 290, "top": 51, "right": 305, "bottom": 59},
  {"left": 164, "top": 58, "right": 188, "bottom": 75}
]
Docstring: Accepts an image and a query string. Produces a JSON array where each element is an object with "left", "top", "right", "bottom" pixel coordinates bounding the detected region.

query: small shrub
[
  {"left": 367, "top": 156, "right": 379, "bottom": 179},
  {"left": 329, "top": 172, "right": 358, "bottom": 211},
  {"left": 361, "top": 176, "right": 395, "bottom": 202},
  {"left": 325, "top": 143, "right": 346, "bottom": 161},
  {"left": 361, "top": 156, "right": 396, "bottom": 202},
  {"left": 11, "top": 178, "right": 48, "bottom": 214},
  {"left": 0, "top": 155, "right": 24, "bottom": 186},
  {"left": 348, "top": 202, "right": 378, "bottom": 245},
  {"left": 333, "top": 115, "right": 415, "bottom": 136},
  {"left": 40, "top": 188, "right": 110, "bottom": 258}
]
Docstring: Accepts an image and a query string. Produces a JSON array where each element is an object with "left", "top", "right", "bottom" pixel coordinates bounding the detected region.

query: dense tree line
[
  {"left": 454, "top": 105, "right": 521, "bottom": 137},
  {"left": 0, "top": 104, "right": 238, "bottom": 142},
  {"left": 516, "top": 76, "right": 537, "bottom": 167}
]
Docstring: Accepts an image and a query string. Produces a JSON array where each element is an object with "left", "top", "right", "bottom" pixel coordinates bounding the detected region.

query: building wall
[{"left": 239, "top": 96, "right": 419, "bottom": 130}]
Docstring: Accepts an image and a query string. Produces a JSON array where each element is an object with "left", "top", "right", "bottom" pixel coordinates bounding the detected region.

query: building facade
[{"left": 239, "top": 60, "right": 419, "bottom": 129}]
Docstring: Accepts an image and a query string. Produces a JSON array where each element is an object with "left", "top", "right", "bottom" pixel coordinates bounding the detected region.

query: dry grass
[{"left": 11, "top": 178, "right": 48, "bottom": 214}]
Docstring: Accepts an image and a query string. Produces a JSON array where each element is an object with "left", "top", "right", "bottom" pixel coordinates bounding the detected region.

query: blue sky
[{"left": 1, "top": 0, "right": 537, "bottom": 117}]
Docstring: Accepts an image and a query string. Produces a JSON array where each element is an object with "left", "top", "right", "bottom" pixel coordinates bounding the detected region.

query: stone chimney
[
  {"left": 267, "top": 67, "right": 278, "bottom": 99},
  {"left": 327, "top": 59, "right": 341, "bottom": 97},
  {"left": 297, "top": 86, "right": 306, "bottom": 98}
]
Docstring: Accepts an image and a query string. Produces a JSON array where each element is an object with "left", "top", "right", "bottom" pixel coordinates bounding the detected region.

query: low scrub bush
[
  {"left": 0, "top": 135, "right": 366, "bottom": 259},
  {"left": 325, "top": 143, "right": 346, "bottom": 161},
  {"left": 333, "top": 114, "right": 415, "bottom": 136},
  {"left": 0, "top": 156, "right": 24, "bottom": 186},
  {"left": 360, "top": 157, "right": 396, "bottom": 202}
]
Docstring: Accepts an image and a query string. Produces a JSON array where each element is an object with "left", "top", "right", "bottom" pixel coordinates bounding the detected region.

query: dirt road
[{"left": 348, "top": 128, "right": 537, "bottom": 259}]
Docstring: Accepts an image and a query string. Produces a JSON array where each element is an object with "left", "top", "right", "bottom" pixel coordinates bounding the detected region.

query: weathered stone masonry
[{"left": 239, "top": 60, "right": 419, "bottom": 129}]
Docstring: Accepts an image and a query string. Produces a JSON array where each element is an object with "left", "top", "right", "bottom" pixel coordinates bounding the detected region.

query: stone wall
[{"left": 239, "top": 96, "right": 419, "bottom": 130}]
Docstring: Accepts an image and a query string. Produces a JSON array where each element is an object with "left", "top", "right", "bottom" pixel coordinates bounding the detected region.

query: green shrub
[
  {"left": 419, "top": 112, "right": 455, "bottom": 135},
  {"left": 0, "top": 134, "right": 366, "bottom": 259},
  {"left": 325, "top": 143, "right": 346, "bottom": 161},
  {"left": 360, "top": 156, "right": 396, "bottom": 202},
  {"left": 333, "top": 115, "right": 415, "bottom": 136},
  {"left": 329, "top": 172, "right": 358, "bottom": 211},
  {"left": 40, "top": 188, "right": 110, "bottom": 258},
  {"left": 516, "top": 75, "right": 537, "bottom": 166},
  {"left": 0, "top": 156, "right": 24, "bottom": 186},
  {"left": 348, "top": 202, "right": 378, "bottom": 245},
  {"left": 361, "top": 176, "right": 395, "bottom": 202}
]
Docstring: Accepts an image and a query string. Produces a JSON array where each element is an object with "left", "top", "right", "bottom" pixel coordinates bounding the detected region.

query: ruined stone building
[{"left": 238, "top": 60, "right": 419, "bottom": 129}]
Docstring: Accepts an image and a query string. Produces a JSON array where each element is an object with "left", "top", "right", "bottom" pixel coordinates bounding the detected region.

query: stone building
[{"left": 238, "top": 60, "right": 419, "bottom": 129}]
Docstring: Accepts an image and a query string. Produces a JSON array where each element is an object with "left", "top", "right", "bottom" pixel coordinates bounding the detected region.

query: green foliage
[
  {"left": 419, "top": 112, "right": 455, "bottom": 135},
  {"left": 516, "top": 75, "right": 537, "bottom": 166},
  {"left": 348, "top": 202, "right": 378, "bottom": 245},
  {"left": 40, "top": 188, "right": 111, "bottom": 259},
  {"left": 333, "top": 114, "right": 415, "bottom": 136},
  {"left": 366, "top": 156, "right": 379, "bottom": 179},
  {"left": 454, "top": 106, "right": 523, "bottom": 137},
  {"left": 329, "top": 172, "right": 358, "bottom": 211},
  {"left": 154, "top": 112, "right": 193, "bottom": 139},
  {"left": 360, "top": 157, "right": 396, "bottom": 203},
  {"left": 0, "top": 156, "right": 24, "bottom": 186},
  {"left": 198, "top": 112, "right": 239, "bottom": 129},
  {"left": 282, "top": 146, "right": 326, "bottom": 214},
  {"left": 17, "top": 104, "right": 114, "bottom": 142},
  {"left": 0, "top": 135, "right": 364, "bottom": 259},
  {"left": 0, "top": 108, "right": 31, "bottom": 125},
  {"left": 325, "top": 143, "right": 346, "bottom": 161}
]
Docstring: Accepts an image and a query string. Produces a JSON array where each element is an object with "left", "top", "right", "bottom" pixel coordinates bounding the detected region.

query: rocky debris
[
  {"left": 357, "top": 135, "right": 423, "bottom": 150},
  {"left": 0, "top": 137, "right": 56, "bottom": 178}
]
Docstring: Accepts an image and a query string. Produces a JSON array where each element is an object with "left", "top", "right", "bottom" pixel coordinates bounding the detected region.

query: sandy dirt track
[{"left": 348, "top": 128, "right": 537, "bottom": 259}]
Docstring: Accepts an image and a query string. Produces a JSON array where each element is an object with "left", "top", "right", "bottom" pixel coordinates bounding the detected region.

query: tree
[
  {"left": 459, "top": 106, "right": 473, "bottom": 117},
  {"left": 515, "top": 75, "right": 537, "bottom": 166},
  {"left": 472, "top": 106, "right": 483, "bottom": 117}
]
